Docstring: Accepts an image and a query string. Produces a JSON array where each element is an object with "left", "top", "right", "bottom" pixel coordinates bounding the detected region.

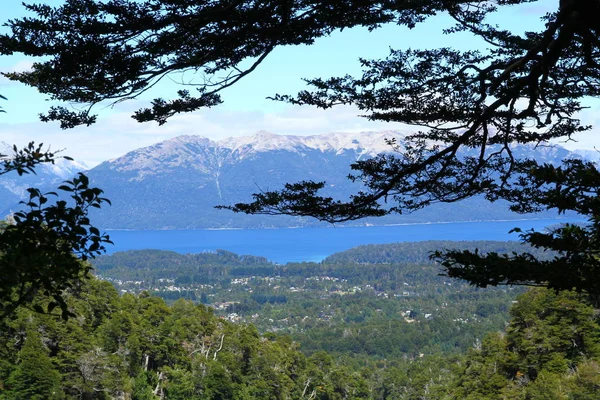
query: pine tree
[{"left": 6, "top": 328, "right": 63, "bottom": 400}]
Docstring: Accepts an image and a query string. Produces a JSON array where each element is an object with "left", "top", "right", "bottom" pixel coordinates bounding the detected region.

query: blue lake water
[{"left": 105, "top": 218, "right": 578, "bottom": 264}]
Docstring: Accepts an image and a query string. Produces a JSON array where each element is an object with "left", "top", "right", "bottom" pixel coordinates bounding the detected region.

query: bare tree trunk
[
  {"left": 213, "top": 334, "right": 224, "bottom": 361},
  {"left": 153, "top": 371, "right": 165, "bottom": 398},
  {"left": 302, "top": 378, "right": 311, "bottom": 398}
]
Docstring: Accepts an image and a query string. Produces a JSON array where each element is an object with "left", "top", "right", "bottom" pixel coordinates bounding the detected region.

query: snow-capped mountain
[
  {"left": 571, "top": 148, "right": 600, "bottom": 162},
  {"left": 218, "top": 130, "right": 401, "bottom": 156},
  {"left": 3, "top": 131, "right": 591, "bottom": 229},
  {"left": 87, "top": 131, "right": 393, "bottom": 229},
  {"left": 107, "top": 130, "right": 402, "bottom": 176},
  {"left": 1, "top": 141, "right": 88, "bottom": 213},
  {"left": 75, "top": 130, "right": 582, "bottom": 230}
]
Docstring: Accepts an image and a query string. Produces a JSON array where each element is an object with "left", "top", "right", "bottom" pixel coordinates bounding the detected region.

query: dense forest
[
  {"left": 0, "top": 242, "right": 563, "bottom": 398},
  {"left": 1, "top": 274, "right": 599, "bottom": 398},
  {"left": 94, "top": 242, "right": 533, "bottom": 359},
  {"left": 0, "top": 277, "right": 376, "bottom": 399}
]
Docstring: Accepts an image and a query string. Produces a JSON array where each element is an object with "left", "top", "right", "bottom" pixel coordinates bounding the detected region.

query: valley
[
  {"left": 3, "top": 240, "right": 596, "bottom": 399},
  {"left": 93, "top": 241, "right": 544, "bottom": 358},
  {"left": 2, "top": 131, "right": 596, "bottom": 398}
]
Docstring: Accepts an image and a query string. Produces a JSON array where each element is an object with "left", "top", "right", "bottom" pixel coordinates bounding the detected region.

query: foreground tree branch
[
  {"left": 0, "top": 143, "right": 112, "bottom": 319},
  {"left": 2, "top": 0, "right": 600, "bottom": 293},
  {"left": 223, "top": 0, "right": 600, "bottom": 292},
  {"left": 0, "top": 0, "right": 475, "bottom": 127}
]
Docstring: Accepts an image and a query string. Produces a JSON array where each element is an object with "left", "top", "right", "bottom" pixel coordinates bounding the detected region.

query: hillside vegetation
[{"left": 2, "top": 244, "right": 599, "bottom": 398}]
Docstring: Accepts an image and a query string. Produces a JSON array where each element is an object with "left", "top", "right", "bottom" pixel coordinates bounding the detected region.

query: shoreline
[{"left": 104, "top": 216, "right": 579, "bottom": 232}]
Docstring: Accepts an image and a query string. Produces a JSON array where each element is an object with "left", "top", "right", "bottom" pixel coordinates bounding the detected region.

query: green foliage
[
  {"left": 5, "top": 328, "right": 63, "bottom": 399},
  {"left": 453, "top": 288, "right": 600, "bottom": 399},
  {"left": 1, "top": 107, "right": 111, "bottom": 318},
  {"left": 506, "top": 289, "right": 600, "bottom": 379},
  {"left": 2, "top": 259, "right": 600, "bottom": 398},
  {"left": 0, "top": 169, "right": 111, "bottom": 319},
  {"left": 0, "top": 276, "right": 380, "bottom": 399},
  {"left": 437, "top": 159, "right": 600, "bottom": 293}
]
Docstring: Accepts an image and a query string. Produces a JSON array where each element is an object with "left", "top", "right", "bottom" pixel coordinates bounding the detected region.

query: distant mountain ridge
[
  {"left": 83, "top": 131, "right": 581, "bottom": 230},
  {"left": 0, "top": 141, "right": 88, "bottom": 213},
  {"left": 106, "top": 130, "right": 401, "bottom": 174},
  {"left": 87, "top": 131, "right": 403, "bottom": 229},
  {"left": 1, "top": 132, "right": 588, "bottom": 229}
]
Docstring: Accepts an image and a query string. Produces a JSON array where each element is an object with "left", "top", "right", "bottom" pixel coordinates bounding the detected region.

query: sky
[{"left": 1, "top": 0, "right": 595, "bottom": 168}]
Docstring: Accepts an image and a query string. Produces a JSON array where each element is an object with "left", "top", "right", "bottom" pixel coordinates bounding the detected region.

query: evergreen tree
[
  {"left": 454, "top": 288, "right": 600, "bottom": 398},
  {"left": 6, "top": 328, "right": 63, "bottom": 400}
]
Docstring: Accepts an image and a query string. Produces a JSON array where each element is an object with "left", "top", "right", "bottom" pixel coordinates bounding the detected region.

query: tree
[
  {"left": 1, "top": 0, "right": 599, "bottom": 292},
  {"left": 452, "top": 288, "right": 600, "bottom": 398},
  {"left": 5, "top": 328, "right": 63, "bottom": 399},
  {"left": 0, "top": 100, "right": 111, "bottom": 319}
]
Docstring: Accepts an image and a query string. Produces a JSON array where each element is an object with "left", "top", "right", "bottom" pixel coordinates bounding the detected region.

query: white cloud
[
  {"left": 0, "top": 59, "right": 35, "bottom": 86},
  {"left": 1, "top": 99, "right": 597, "bottom": 168},
  {"left": 0, "top": 105, "right": 411, "bottom": 167}
]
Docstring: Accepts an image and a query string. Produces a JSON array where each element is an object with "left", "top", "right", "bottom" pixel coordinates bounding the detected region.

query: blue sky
[{"left": 2, "top": 0, "right": 595, "bottom": 167}]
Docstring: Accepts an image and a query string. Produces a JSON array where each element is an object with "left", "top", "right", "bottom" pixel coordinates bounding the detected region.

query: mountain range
[
  {"left": 0, "top": 141, "right": 88, "bottom": 213},
  {"left": 1, "top": 131, "right": 585, "bottom": 229}
]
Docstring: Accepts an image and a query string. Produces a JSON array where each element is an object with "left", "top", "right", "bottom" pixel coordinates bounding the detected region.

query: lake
[{"left": 105, "top": 218, "right": 578, "bottom": 264}]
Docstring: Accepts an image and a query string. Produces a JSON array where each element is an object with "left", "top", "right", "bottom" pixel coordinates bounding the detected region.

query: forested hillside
[
  {"left": 0, "top": 278, "right": 375, "bottom": 399},
  {"left": 321, "top": 241, "right": 552, "bottom": 265},
  {"left": 93, "top": 243, "right": 530, "bottom": 359},
  {"left": 2, "top": 277, "right": 599, "bottom": 398},
  {"left": 84, "top": 241, "right": 600, "bottom": 399}
]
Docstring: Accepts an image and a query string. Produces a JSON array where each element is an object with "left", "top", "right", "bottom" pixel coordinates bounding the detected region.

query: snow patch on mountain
[
  {"left": 571, "top": 148, "right": 600, "bottom": 162},
  {"left": 1, "top": 141, "right": 88, "bottom": 177},
  {"left": 103, "top": 130, "right": 600, "bottom": 181},
  {"left": 0, "top": 141, "right": 13, "bottom": 156},
  {"left": 108, "top": 131, "right": 407, "bottom": 172},
  {"left": 0, "top": 142, "right": 88, "bottom": 213},
  {"left": 219, "top": 130, "right": 404, "bottom": 156},
  {"left": 41, "top": 158, "right": 88, "bottom": 178}
]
